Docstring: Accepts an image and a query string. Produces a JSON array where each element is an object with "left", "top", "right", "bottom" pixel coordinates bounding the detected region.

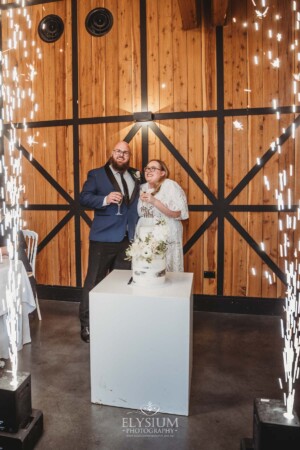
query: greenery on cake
[{"left": 126, "top": 219, "right": 168, "bottom": 264}]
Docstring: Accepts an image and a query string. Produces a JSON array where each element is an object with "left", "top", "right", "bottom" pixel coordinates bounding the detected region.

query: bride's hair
[{"left": 149, "top": 159, "right": 169, "bottom": 195}]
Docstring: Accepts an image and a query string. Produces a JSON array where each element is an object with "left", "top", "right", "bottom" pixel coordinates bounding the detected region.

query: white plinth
[{"left": 89, "top": 270, "right": 193, "bottom": 416}]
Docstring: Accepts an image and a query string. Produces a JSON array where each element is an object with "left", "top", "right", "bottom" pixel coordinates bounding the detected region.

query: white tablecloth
[{"left": 0, "top": 258, "right": 36, "bottom": 359}]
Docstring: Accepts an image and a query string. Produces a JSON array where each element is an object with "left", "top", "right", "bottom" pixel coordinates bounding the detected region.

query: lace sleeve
[{"left": 159, "top": 179, "right": 189, "bottom": 220}]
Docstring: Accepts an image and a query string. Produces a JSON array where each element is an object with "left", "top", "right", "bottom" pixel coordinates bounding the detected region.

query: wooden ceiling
[{"left": 177, "top": 0, "right": 229, "bottom": 29}]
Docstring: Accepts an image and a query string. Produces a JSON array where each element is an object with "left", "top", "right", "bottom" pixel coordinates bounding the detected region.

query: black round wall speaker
[
  {"left": 38, "top": 15, "right": 64, "bottom": 43},
  {"left": 85, "top": 8, "right": 113, "bottom": 37}
]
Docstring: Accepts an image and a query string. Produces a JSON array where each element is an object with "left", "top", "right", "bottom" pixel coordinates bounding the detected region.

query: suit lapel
[
  {"left": 104, "top": 163, "right": 140, "bottom": 204},
  {"left": 104, "top": 163, "right": 122, "bottom": 193}
]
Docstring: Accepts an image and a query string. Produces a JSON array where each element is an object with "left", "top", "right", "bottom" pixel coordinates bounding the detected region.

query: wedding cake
[
  {"left": 132, "top": 254, "right": 166, "bottom": 286},
  {"left": 126, "top": 222, "right": 168, "bottom": 286}
]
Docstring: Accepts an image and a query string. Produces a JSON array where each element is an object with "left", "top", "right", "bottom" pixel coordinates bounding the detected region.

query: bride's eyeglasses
[{"left": 144, "top": 166, "right": 162, "bottom": 173}]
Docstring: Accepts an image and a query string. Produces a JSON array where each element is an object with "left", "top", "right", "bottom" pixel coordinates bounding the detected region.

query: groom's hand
[{"left": 107, "top": 191, "right": 123, "bottom": 204}]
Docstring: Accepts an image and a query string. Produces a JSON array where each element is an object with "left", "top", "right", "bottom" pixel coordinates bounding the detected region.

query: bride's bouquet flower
[{"left": 126, "top": 219, "right": 168, "bottom": 264}]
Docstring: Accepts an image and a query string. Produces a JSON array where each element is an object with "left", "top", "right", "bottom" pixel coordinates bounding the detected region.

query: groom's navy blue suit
[
  {"left": 79, "top": 162, "right": 140, "bottom": 329},
  {"left": 80, "top": 163, "right": 140, "bottom": 241}
]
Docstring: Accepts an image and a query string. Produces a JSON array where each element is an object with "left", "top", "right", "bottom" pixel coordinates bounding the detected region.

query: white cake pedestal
[{"left": 89, "top": 270, "right": 194, "bottom": 416}]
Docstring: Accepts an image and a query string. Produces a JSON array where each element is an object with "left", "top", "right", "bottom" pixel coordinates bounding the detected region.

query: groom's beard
[{"left": 111, "top": 158, "right": 130, "bottom": 172}]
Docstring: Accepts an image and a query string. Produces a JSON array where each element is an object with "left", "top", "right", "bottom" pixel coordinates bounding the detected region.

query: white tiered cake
[
  {"left": 130, "top": 225, "right": 167, "bottom": 286},
  {"left": 132, "top": 255, "right": 166, "bottom": 286}
]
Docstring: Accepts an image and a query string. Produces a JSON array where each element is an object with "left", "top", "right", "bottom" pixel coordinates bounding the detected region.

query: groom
[{"left": 79, "top": 141, "right": 141, "bottom": 343}]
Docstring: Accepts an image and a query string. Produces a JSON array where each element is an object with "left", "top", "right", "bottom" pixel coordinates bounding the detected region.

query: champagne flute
[
  {"left": 140, "top": 187, "right": 154, "bottom": 218},
  {"left": 140, "top": 187, "right": 148, "bottom": 217},
  {"left": 116, "top": 194, "right": 123, "bottom": 215}
]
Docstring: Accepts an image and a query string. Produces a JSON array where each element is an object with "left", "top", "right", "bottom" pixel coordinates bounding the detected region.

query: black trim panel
[
  {"left": 36, "top": 285, "right": 284, "bottom": 316},
  {"left": 194, "top": 294, "right": 284, "bottom": 316},
  {"left": 37, "top": 285, "right": 82, "bottom": 302}
]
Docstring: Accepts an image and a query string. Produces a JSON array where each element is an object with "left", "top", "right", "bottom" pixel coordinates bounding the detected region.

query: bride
[{"left": 136, "top": 159, "right": 189, "bottom": 272}]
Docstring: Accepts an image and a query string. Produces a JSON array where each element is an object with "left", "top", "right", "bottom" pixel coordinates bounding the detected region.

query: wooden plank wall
[{"left": 1, "top": 0, "right": 299, "bottom": 300}]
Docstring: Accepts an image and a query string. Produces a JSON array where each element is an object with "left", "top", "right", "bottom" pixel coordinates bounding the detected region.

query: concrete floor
[{"left": 3, "top": 300, "right": 299, "bottom": 450}]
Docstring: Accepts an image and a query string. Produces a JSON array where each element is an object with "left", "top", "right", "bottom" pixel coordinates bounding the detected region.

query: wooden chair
[{"left": 22, "top": 229, "right": 41, "bottom": 320}]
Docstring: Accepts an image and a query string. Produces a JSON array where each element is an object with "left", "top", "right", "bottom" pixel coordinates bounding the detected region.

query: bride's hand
[
  {"left": 140, "top": 191, "right": 148, "bottom": 202},
  {"left": 140, "top": 192, "right": 154, "bottom": 204}
]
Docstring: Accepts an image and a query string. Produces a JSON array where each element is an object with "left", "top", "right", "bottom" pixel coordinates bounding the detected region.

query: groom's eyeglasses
[
  {"left": 144, "top": 166, "right": 162, "bottom": 173},
  {"left": 113, "top": 149, "right": 130, "bottom": 157}
]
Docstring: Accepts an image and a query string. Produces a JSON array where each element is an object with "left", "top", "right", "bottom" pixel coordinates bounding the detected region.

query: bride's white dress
[{"left": 136, "top": 179, "right": 189, "bottom": 272}]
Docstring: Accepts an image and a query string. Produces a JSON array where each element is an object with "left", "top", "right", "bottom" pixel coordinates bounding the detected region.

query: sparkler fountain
[
  {"left": 0, "top": 1, "right": 43, "bottom": 447},
  {"left": 1, "top": 147, "right": 25, "bottom": 387},
  {"left": 276, "top": 166, "right": 300, "bottom": 421},
  {"left": 241, "top": 1, "right": 300, "bottom": 449},
  {"left": 0, "top": 0, "right": 35, "bottom": 385}
]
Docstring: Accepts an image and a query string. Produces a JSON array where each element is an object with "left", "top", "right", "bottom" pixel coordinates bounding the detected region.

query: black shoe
[{"left": 80, "top": 326, "right": 90, "bottom": 343}]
